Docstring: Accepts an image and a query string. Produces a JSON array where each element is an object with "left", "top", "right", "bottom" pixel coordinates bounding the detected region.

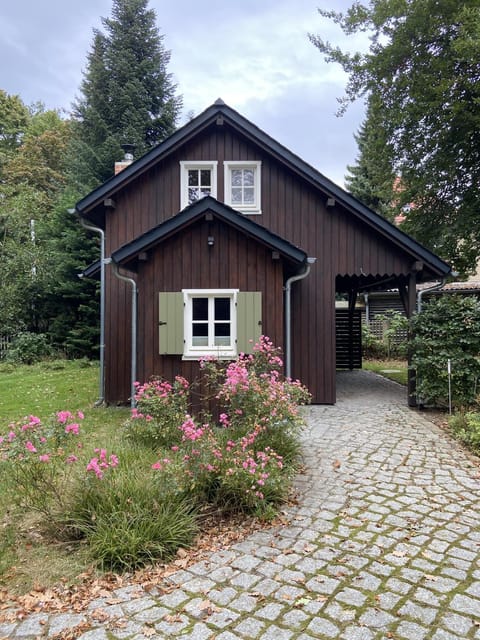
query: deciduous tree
[{"left": 311, "top": 1, "right": 480, "bottom": 274}]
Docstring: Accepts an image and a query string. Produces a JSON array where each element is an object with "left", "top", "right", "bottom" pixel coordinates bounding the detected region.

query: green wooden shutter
[
  {"left": 158, "top": 292, "right": 184, "bottom": 354},
  {"left": 237, "top": 291, "right": 262, "bottom": 354}
]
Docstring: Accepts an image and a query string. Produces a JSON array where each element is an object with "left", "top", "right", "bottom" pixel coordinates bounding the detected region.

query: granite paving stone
[{"left": 2, "top": 371, "right": 480, "bottom": 640}]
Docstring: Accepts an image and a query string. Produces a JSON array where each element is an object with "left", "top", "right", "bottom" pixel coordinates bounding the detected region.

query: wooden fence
[{"left": 0, "top": 335, "right": 11, "bottom": 359}]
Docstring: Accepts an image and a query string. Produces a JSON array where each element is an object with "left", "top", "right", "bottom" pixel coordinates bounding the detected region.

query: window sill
[
  {"left": 182, "top": 352, "right": 236, "bottom": 361},
  {"left": 231, "top": 208, "right": 262, "bottom": 216}
]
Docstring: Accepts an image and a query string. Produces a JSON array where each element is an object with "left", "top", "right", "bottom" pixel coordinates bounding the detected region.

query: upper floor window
[
  {"left": 224, "top": 161, "right": 262, "bottom": 214},
  {"left": 180, "top": 161, "right": 218, "bottom": 209}
]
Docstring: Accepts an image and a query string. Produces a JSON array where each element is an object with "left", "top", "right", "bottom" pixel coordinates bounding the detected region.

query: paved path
[{"left": 1, "top": 371, "right": 480, "bottom": 639}]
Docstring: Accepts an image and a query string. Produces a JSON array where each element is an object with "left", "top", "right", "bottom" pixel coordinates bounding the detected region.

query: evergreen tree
[
  {"left": 71, "top": 0, "right": 182, "bottom": 188},
  {"left": 310, "top": 0, "right": 480, "bottom": 274},
  {"left": 345, "top": 93, "right": 396, "bottom": 219}
]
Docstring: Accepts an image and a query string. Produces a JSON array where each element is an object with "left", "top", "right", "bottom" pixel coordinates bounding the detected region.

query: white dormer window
[
  {"left": 224, "top": 161, "right": 262, "bottom": 214},
  {"left": 180, "top": 161, "right": 218, "bottom": 209}
]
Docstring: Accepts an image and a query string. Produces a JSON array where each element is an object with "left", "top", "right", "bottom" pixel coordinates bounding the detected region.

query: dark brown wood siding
[
  {"left": 103, "top": 121, "right": 418, "bottom": 404},
  {"left": 105, "top": 215, "right": 285, "bottom": 403}
]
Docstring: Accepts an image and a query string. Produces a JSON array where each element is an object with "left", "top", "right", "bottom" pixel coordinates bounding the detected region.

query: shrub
[
  {"left": 126, "top": 375, "right": 190, "bottom": 448},
  {"left": 449, "top": 411, "right": 480, "bottom": 454},
  {"left": 363, "top": 311, "right": 408, "bottom": 359},
  {"left": 410, "top": 295, "right": 480, "bottom": 408},
  {"left": 5, "top": 332, "right": 54, "bottom": 365},
  {"left": 0, "top": 411, "right": 87, "bottom": 521},
  {"left": 146, "top": 336, "right": 311, "bottom": 516}
]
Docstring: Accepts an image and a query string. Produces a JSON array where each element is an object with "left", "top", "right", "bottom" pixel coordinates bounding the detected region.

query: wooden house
[{"left": 75, "top": 100, "right": 450, "bottom": 405}]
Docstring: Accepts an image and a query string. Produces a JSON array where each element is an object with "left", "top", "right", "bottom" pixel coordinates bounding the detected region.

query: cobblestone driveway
[{"left": 2, "top": 371, "right": 479, "bottom": 639}]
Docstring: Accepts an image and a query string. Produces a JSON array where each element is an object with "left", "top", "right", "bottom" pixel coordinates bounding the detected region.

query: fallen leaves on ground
[{"left": 0, "top": 509, "right": 279, "bottom": 621}]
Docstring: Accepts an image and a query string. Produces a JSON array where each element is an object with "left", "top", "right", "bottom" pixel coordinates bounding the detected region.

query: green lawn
[
  {"left": 0, "top": 360, "right": 130, "bottom": 593},
  {"left": 362, "top": 359, "right": 408, "bottom": 386},
  {"left": 0, "top": 360, "right": 100, "bottom": 422}
]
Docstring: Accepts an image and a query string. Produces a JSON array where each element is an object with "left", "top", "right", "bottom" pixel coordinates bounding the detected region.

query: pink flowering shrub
[
  {"left": 127, "top": 375, "right": 190, "bottom": 447},
  {"left": 147, "top": 336, "right": 311, "bottom": 515},
  {"left": 202, "top": 336, "right": 311, "bottom": 465},
  {"left": 0, "top": 410, "right": 119, "bottom": 529}
]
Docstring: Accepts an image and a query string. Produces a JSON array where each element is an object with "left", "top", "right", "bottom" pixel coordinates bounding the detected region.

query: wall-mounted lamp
[{"left": 207, "top": 236, "right": 215, "bottom": 247}]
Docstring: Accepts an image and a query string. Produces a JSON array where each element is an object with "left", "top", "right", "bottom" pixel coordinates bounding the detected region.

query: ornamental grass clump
[{"left": 66, "top": 445, "right": 198, "bottom": 570}]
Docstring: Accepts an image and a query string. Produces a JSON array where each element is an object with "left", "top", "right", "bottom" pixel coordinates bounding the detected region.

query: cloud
[{"left": 0, "top": 0, "right": 366, "bottom": 186}]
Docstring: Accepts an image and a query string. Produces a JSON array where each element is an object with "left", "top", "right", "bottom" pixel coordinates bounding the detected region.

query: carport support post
[
  {"left": 407, "top": 270, "right": 418, "bottom": 407},
  {"left": 348, "top": 287, "right": 358, "bottom": 370}
]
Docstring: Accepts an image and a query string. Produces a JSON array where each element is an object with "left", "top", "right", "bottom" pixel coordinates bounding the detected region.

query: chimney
[{"left": 114, "top": 143, "right": 135, "bottom": 175}]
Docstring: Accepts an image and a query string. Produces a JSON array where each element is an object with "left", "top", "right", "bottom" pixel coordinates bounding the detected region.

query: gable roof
[
  {"left": 111, "top": 195, "right": 308, "bottom": 270},
  {"left": 76, "top": 98, "right": 450, "bottom": 279}
]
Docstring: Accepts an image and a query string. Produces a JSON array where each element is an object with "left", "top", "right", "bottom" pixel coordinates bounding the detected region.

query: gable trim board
[{"left": 75, "top": 99, "right": 451, "bottom": 406}]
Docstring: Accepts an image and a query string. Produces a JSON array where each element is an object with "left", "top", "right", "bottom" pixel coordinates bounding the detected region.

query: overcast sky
[{"left": 0, "top": 0, "right": 368, "bottom": 186}]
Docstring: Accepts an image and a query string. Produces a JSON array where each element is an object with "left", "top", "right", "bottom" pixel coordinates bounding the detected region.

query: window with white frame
[
  {"left": 224, "top": 161, "right": 261, "bottom": 214},
  {"left": 180, "top": 161, "right": 217, "bottom": 209},
  {"left": 183, "top": 289, "right": 238, "bottom": 358}
]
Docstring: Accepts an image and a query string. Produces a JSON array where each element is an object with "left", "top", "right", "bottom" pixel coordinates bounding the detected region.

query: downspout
[
  {"left": 76, "top": 215, "right": 106, "bottom": 407},
  {"left": 364, "top": 293, "right": 370, "bottom": 325},
  {"left": 111, "top": 261, "right": 138, "bottom": 408},
  {"left": 417, "top": 278, "right": 446, "bottom": 313},
  {"left": 285, "top": 257, "right": 316, "bottom": 379}
]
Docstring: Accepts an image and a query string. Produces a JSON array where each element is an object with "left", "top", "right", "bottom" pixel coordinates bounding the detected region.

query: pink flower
[
  {"left": 65, "top": 423, "right": 80, "bottom": 435},
  {"left": 219, "top": 413, "right": 230, "bottom": 427},
  {"left": 8, "top": 431, "right": 16, "bottom": 442},
  {"left": 77, "top": 411, "right": 84, "bottom": 420},
  {"left": 86, "top": 449, "right": 118, "bottom": 478},
  {"left": 39, "top": 454, "right": 50, "bottom": 463},
  {"left": 57, "top": 411, "right": 74, "bottom": 424},
  {"left": 180, "top": 416, "right": 204, "bottom": 441},
  {"left": 86, "top": 458, "right": 103, "bottom": 478},
  {"left": 66, "top": 455, "right": 78, "bottom": 464},
  {"left": 152, "top": 461, "right": 163, "bottom": 470},
  {"left": 25, "top": 441, "right": 37, "bottom": 453}
]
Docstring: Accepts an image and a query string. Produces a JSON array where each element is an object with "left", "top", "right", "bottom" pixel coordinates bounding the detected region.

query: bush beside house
[{"left": 0, "top": 337, "right": 310, "bottom": 571}]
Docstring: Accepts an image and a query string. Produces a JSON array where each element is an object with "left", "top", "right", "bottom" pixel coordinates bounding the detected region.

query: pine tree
[
  {"left": 71, "top": 0, "right": 182, "bottom": 188},
  {"left": 345, "top": 94, "right": 396, "bottom": 219}
]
